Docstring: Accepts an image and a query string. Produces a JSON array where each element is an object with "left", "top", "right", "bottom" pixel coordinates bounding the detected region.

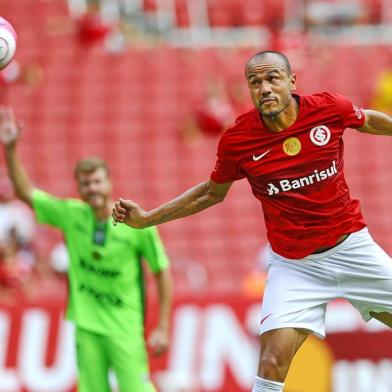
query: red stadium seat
[{"left": 3, "top": 0, "right": 392, "bottom": 293}]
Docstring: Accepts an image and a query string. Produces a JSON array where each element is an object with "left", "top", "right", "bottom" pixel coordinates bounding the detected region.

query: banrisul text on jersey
[{"left": 267, "top": 161, "right": 337, "bottom": 195}]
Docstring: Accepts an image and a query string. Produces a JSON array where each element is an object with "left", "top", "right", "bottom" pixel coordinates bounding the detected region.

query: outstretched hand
[
  {"left": 0, "top": 106, "right": 22, "bottom": 147},
  {"left": 112, "top": 198, "right": 148, "bottom": 228}
]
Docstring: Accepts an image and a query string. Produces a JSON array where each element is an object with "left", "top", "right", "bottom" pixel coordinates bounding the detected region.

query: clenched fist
[{"left": 112, "top": 198, "right": 148, "bottom": 228}]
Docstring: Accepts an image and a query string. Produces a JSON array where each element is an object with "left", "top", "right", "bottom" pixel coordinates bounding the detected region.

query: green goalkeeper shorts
[{"left": 75, "top": 327, "right": 156, "bottom": 392}]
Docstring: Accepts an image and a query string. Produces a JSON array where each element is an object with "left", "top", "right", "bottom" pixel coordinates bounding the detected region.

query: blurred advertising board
[{"left": 0, "top": 296, "right": 391, "bottom": 392}]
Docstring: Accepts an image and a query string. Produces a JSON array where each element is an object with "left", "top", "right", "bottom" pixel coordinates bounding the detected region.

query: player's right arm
[
  {"left": 0, "top": 107, "right": 69, "bottom": 230},
  {"left": 112, "top": 179, "right": 233, "bottom": 229},
  {"left": 0, "top": 106, "right": 34, "bottom": 207}
]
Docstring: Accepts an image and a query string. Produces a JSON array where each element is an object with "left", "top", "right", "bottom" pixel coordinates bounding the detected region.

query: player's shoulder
[
  {"left": 232, "top": 107, "right": 257, "bottom": 126},
  {"left": 233, "top": 107, "right": 258, "bottom": 129},
  {"left": 136, "top": 225, "right": 160, "bottom": 242},
  {"left": 62, "top": 198, "right": 91, "bottom": 216},
  {"left": 302, "top": 91, "right": 347, "bottom": 107},
  {"left": 117, "top": 224, "right": 157, "bottom": 238},
  {"left": 219, "top": 107, "right": 257, "bottom": 143},
  {"left": 64, "top": 197, "right": 88, "bottom": 208},
  {"left": 33, "top": 189, "right": 85, "bottom": 210},
  {"left": 114, "top": 225, "right": 160, "bottom": 251}
]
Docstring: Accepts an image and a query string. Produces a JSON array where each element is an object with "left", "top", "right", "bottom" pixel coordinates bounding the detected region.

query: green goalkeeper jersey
[{"left": 32, "top": 189, "right": 169, "bottom": 338}]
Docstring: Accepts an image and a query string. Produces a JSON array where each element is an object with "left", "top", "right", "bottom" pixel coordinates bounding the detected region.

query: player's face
[
  {"left": 77, "top": 168, "right": 112, "bottom": 210},
  {"left": 246, "top": 60, "right": 296, "bottom": 118}
]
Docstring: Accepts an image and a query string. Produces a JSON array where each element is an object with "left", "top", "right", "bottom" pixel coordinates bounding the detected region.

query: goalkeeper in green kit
[{"left": 0, "top": 107, "right": 172, "bottom": 392}]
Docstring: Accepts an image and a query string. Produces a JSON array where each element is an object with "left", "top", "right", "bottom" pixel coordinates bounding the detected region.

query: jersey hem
[{"left": 269, "top": 223, "right": 367, "bottom": 260}]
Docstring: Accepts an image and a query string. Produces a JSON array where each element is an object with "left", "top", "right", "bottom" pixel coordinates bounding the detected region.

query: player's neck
[{"left": 261, "top": 96, "right": 299, "bottom": 133}]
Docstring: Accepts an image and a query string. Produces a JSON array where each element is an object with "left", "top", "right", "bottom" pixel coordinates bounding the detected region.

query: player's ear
[{"left": 289, "top": 73, "right": 297, "bottom": 91}]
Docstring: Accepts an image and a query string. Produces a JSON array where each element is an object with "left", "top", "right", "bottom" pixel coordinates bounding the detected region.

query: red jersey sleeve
[
  {"left": 331, "top": 92, "right": 366, "bottom": 129},
  {"left": 210, "top": 135, "right": 245, "bottom": 183}
]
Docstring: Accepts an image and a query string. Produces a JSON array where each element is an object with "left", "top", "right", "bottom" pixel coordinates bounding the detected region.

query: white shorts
[{"left": 259, "top": 227, "right": 392, "bottom": 339}]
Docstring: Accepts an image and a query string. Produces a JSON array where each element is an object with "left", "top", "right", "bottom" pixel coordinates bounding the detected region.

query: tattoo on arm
[{"left": 145, "top": 181, "right": 227, "bottom": 226}]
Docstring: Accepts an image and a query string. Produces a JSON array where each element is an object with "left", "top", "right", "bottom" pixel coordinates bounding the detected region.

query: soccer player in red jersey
[{"left": 113, "top": 51, "right": 392, "bottom": 391}]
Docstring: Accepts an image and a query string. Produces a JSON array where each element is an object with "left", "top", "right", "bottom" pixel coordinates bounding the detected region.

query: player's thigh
[
  {"left": 75, "top": 328, "right": 111, "bottom": 392},
  {"left": 260, "top": 253, "right": 335, "bottom": 339},
  {"left": 342, "top": 235, "right": 392, "bottom": 320},
  {"left": 107, "top": 334, "right": 156, "bottom": 392}
]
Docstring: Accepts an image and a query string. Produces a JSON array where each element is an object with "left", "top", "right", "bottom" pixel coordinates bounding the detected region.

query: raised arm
[
  {"left": 357, "top": 109, "right": 392, "bottom": 135},
  {"left": 0, "top": 107, "right": 34, "bottom": 206},
  {"left": 112, "top": 179, "right": 233, "bottom": 228}
]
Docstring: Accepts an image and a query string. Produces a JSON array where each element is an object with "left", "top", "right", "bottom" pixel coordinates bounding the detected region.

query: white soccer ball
[{"left": 0, "top": 17, "right": 17, "bottom": 70}]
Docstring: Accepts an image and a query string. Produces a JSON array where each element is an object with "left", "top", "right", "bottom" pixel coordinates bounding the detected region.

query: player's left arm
[
  {"left": 149, "top": 267, "right": 172, "bottom": 356},
  {"left": 357, "top": 110, "right": 392, "bottom": 135}
]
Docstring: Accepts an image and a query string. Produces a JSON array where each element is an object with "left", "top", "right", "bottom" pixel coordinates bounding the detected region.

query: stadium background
[{"left": 0, "top": 0, "right": 391, "bottom": 391}]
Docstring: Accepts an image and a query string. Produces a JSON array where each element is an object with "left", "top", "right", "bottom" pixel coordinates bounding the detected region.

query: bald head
[{"left": 245, "top": 51, "right": 292, "bottom": 77}]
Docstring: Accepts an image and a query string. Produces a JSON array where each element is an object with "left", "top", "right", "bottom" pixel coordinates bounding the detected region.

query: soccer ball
[{"left": 0, "top": 17, "right": 17, "bottom": 70}]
